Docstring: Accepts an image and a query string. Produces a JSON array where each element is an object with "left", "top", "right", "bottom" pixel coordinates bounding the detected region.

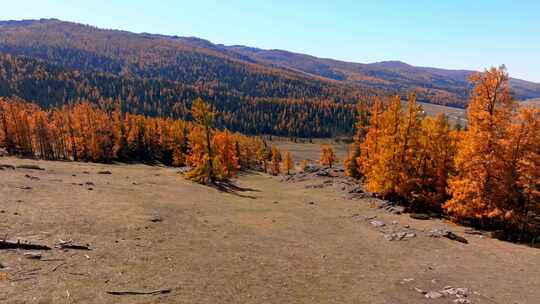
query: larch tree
[
  {"left": 282, "top": 151, "right": 294, "bottom": 175},
  {"left": 186, "top": 98, "right": 220, "bottom": 184},
  {"left": 320, "top": 145, "right": 336, "bottom": 168},
  {"left": 213, "top": 129, "right": 240, "bottom": 179},
  {"left": 344, "top": 144, "right": 362, "bottom": 179},
  {"left": 364, "top": 95, "right": 403, "bottom": 195},
  {"left": 444, "top": 66, "right": 516, "bottom": 223},
  {"left": 358, "top": 97, "right": 385, "bottom": 178},
  {"left": 415, "top": 113, "right": 456, "bottom": 208},
  {"left": 269, "top": 145, "right": 282, "bottom": 176}
]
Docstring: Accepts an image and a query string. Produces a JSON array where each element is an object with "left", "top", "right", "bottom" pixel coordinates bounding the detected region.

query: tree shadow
[{"left": 210, "top": 180, "right": 261, "bottom": 199}]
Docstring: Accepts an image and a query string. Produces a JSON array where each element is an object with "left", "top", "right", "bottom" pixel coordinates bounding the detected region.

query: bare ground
[{"left": 1, "top": 156, "right": 539, "bottom": 304}]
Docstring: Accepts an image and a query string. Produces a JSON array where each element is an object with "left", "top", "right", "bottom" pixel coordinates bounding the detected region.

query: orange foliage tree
[
  {"left": 282, "top": 151, "right": 294, "bottom": 175},
  {"left": 213, "top": 129, "right": 240, "bottom": 179},
  {"left": 356, "top": 93, "right": 456, "bottom": 210},
  {"left": 319, "top": 145, "right": 336, "bottom": 168},
  {"left": 269, "top": 146, "right": 282, "bottom": 176},
  {"left": 445, "top": 66, "right": 540, "bottom": 229},
  {"left": 0, "top": 97, "right": 265, "bottom": 184}
]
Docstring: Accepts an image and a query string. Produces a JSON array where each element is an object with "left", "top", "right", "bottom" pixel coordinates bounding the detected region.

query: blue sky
[{"left": 1, "top": 0, "right": 539, "bottom": 82}]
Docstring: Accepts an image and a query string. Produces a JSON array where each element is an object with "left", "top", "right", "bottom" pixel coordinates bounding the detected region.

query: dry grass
[{"left": 0, "top": 154, "right": 539, "bottom": 303}]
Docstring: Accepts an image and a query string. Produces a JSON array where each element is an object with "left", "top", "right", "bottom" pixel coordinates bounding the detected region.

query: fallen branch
[
  {"left": 0, "top": 239, "right": 51, "bottom": 250},
  {"left": 51, "top": 262, "right": 66, "bottom": 272},
  {"left": 56, "top": 240, "right": 91, "bottom": 250},
  {"left": 444, "top": 231, "right": 468, "bottom": 244},
  {"left": 106, "top": 289, "right": 172, "bottom": 296}
]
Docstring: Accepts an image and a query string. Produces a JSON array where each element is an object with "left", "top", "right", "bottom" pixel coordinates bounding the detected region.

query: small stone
[
  {"left": 414, "top": 287, "right": 426, "bottom": 294},
  {"left": 150, "top": 215, "right": 163, "bottom": 223},
  {"left": 410, "top": 213, "right": 431, "bottom": 220},
  {"left": 383, "top": 234, "right": 394, "bottom": 241},
  {"left": 441, "top": 287, "right": 469, "bottom": 297},
  {"left": 453, "top": 299, "right": 471, "bottom": 304},
  {"left": 425, "top": 291, "right": 443, "bottom": 299},
  {"left": 370, "top": 220, "right": 385, "bottom": 228},
  {"left": 23, "top": 252, "right": 42, "bottom": 259}
]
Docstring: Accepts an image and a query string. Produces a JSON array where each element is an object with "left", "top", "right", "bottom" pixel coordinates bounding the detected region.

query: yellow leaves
[
  {"left": 344, "top": 144, "right": 362, "bottom": 179},
  {"left": 191, "top": 97, "right": 215, "bottom": 128},
  {"left": 282, "top": 151, "right": 294, "bottom": 175},
  {"left": 1, "top": 97, "right": 265, "bottom": 185},
  {"left": 354, "top": 94, "right": 455, "bottom": 210},
  {"left": 269, "top": 146, "right": 281, "bottom": 176},
  {"left": 445, "top": 66, "right": 540, "bottom": 229},
  {"left": 319, "top": 144, "right": 336, "bottom": 168},
  {"left": 213, "top": 130, "right": 239, "bottom": 179}
]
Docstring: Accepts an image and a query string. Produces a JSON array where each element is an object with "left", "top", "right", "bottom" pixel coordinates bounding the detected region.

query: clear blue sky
[{"left": 1, "top": 0, "right": 539, "bottom": 82}]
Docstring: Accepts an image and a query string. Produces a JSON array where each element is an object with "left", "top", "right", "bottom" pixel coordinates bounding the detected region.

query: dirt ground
[
  {"left": 1, "top": 153, "right": 539, "bottom": 303},
  {"left": 270, "top": 138, "right": 349, "bottom": 164}
]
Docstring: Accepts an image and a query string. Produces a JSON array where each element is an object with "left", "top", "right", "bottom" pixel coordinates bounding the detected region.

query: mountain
[
  {"left": 223, "top": 46, "right": 540, "bottom": 107},
  {"left": 0, "top": 19, "right": 539, "bottom": 137}
]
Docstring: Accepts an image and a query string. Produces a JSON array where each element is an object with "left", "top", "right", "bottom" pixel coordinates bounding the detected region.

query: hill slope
[
  {"left": 0, "top": 19, "right": 539, "bottom": 137},
  {"left": 2, "top": 155, "right": 539, "bottom": 303},
  {"left": 2, "top": 19, "right": 539, "bottom": 108},
  {"left": 225, "top": 46, "right": 540, "bottom": 107}
]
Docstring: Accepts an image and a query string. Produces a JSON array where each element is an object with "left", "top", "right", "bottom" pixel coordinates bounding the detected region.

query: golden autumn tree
[
  {"left": 359, "top": 93, "right": 456, "bottom": 210},
  {"left": 282, "top": 151, "right": 294, "bottom": 175},
  {"left": 320, "top": 145, "right": 336, "bottom": 168},
  {"left": 358, "top": 97, "right": 385, "bottom": 177},
  {"left": 344, "top": 144, "right": 362, "bottom": 179},
  {"left": 269, "top": 145, "right": 282, "bottom": 176},
  {"left": 363, "top": 95, "right": 404, "bottom": 195},
  {"left": 255, "top": 139, "right": 271, "bottom": 172},
  {"left": 213, "top": 129, "right": 240, "bottom": 179},
  {"left": 505, "top": 107, "right": 540, "bottom": 221},
  {"left": 344, "top": 100, "right": 371, "bottom": 179},
  {"left": 444, "top": 66, "right": 517, "bottom": 223},
  {"left": 186, "top": 98, "right": 223, "bottom": 184},
  {"left": 415, "top": 113, "right": 457, "bottom": 208},
  {"left": 300, "top": 159, "right": 309, "bottom": 171}
]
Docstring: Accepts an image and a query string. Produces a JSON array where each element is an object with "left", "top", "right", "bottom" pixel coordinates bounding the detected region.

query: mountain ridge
[{"left": 1, "top": 18, "right": 539, "bottom": 108}]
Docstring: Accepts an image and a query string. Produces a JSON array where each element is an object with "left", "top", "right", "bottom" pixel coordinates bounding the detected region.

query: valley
[{"left": 1, "top": 149, "right": 539, "bottom": 303}]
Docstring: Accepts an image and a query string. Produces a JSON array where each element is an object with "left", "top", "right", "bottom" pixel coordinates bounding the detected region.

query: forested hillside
[
  {"left": 0, "top": 53, "right": 357, "bottom": 137},
  {"left": 1, "top": 19, "right": 540, "bottom": 137}
]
